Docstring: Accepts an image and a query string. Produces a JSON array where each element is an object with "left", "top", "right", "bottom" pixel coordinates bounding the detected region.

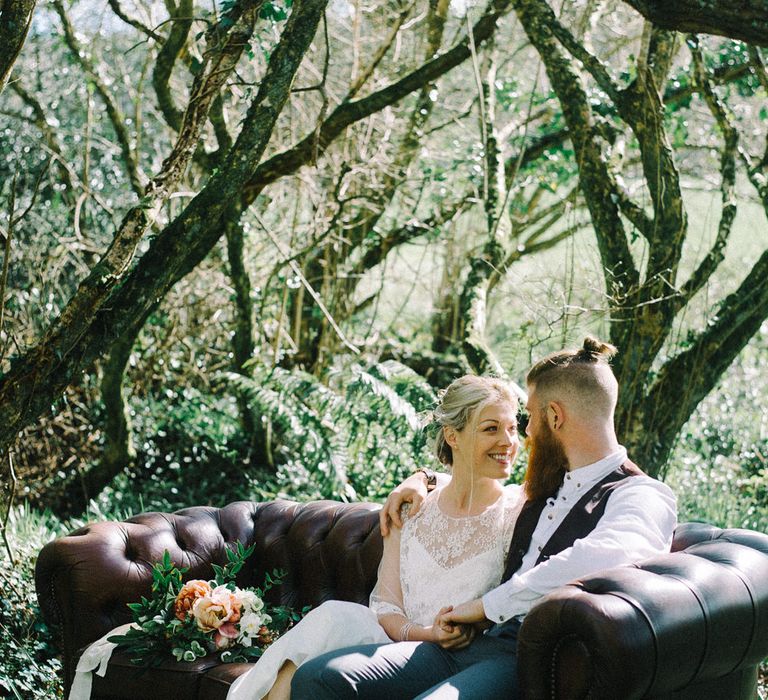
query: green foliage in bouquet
[{"left": 108, "top": 542, "right": 302, "bottom": 667}]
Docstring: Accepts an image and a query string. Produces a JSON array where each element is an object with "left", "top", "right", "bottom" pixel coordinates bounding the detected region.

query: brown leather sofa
[{"left": 36, "top": 500, "right": 768, "bottom": 699}]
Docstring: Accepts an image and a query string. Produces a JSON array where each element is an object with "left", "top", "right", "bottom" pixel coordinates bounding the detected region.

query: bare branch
[
  {"left": 0, "top": 176, "right": 16, "bottom": 368},
  {"left": 646, "top": 27, "right": 680, "bottom": 89},
  {"left": 39, "top": 3, "right": 263, "bottom": 363},
  {"left": 53, "top": 0, "right": 146, "bottom": 195},
  {"left": 512, "top": 0, "right": 638, "bottom": 307},
  {"left": 0, "top": 0, "right": 329, "bottom": 454},
  {"left": 107, "top": 0, "right": 165, "bottom": 43},
  {"left": 610, "top": 174, "right": 653, "bottom": 237},
  {"left": 9, "top": 80, "right": 76, "bottom": 198},
  {"left": 490, "top": 217, "right": 589, "bottom": 295},
  {"left": 255, "top": 215, "right": 360, "bottom": 356},
  {"left": 1, "top": 451, "right": 17, "bottom": 565},
  {"left": 545, "top": 6, "right": 623, "bottom": 105},
  {"left": 346, "top": 0, "right": 416, "bottom": 100},
  {"left": 243, "top": 0, "right": 518, "bottom": 201},
  {"left": 643, "top": 247, "right": 768, "bottom": 469},
  {"left": 679, "top": 37, "right": 739, "bottom": 307},
  {"left": 152, "top": 0, "right": 194, "bottom": 132}
]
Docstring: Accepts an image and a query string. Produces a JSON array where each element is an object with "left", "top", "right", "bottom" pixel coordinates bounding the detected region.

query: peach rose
[
  {"left": 192, "top": 586, "right": 242, "bottom": 632},
  {"left": 174, "top": 580, "right": 213, "bottom": 622}
]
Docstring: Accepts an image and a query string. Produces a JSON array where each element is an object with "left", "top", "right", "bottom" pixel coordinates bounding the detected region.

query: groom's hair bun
[
  {"left": 577, "top": 336, "right": 617, "bottom": 362},
  {"left": 526, "top": 337, "right": 619, "bottom": 419}
]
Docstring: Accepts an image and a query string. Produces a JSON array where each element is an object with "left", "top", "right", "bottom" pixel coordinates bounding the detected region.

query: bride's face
[{"left": 450, "top": 401, "right": 520, "bottom": 479}]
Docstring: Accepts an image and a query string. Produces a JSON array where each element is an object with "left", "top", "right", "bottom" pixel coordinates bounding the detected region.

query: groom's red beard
[{"left": 523, "top": 421, "right": 569, "bottom": 501}]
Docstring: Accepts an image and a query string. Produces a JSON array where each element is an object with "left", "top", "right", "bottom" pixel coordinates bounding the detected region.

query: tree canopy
[{"left": 0, "top": 0, "right": 766, "bottom": 513}]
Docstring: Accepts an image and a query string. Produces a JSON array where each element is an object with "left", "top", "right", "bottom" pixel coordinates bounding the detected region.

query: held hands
[
  {"left": 379, "top": 472, "right": 429, "bottom": 536},
  {"left": 437, "top": 598, "right": 487, "bottom": 629},
  {"left": 428, "top": 606, "right": 475, "bottom": 650}
]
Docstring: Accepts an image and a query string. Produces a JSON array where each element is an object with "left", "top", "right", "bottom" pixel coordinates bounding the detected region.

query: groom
[{"left": 292, "top": 337, "right": 677, "bottom": 698}]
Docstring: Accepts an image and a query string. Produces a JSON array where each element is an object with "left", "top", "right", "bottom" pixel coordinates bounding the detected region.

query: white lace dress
[{"left": 227, "top": 484, "right": 523, "bottom": 700}]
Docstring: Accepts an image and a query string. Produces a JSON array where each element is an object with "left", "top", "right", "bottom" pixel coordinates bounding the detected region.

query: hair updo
[
  {"left": 577, "top": 336, "right": 617, "bottom": 362},
  {"left": 525, "top": 336, "right": 619, "bottom": 419},
  {"left": 526, "top": 335, "right": 617, "bottom": 383},
  {"left": 432, "top": 375, "right": 519, "bottom": 466}
]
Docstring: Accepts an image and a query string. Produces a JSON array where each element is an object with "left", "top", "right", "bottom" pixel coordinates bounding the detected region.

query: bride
[{"left": 228, "top": 374, "right": 525, "bottom": 700}]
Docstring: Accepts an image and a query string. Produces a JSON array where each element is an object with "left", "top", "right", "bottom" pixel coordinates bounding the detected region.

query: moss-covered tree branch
[
  {"left": 152, "top": 0, "right": 194, "bottom": 132},
  {"left": 620, "top": 0, "right": 768, "bottom": 48},
  {"left": 0, "top": 0, "right": 36, "bottom": 93},
  {"left": 0, "top": 0, "right": 328, "bottom": 455}
]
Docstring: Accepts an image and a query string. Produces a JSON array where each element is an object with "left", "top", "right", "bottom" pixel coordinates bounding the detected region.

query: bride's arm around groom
[{"left": 292, "top": 337, "right": 677, "bottom": 699}]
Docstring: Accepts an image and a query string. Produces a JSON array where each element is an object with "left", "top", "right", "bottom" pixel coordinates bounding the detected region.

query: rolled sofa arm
[{"left": 517, "top": 523, "right": 768, "bottom": 699}]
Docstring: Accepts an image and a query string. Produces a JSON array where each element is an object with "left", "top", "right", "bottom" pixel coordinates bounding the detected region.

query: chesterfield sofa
[{"left": 36, "top": 499, "right": 768, "bottom": 699}]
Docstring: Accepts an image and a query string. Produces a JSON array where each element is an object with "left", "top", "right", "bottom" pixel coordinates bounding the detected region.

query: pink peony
[
  {"left": 213, "top": 622, "right": 239, "bottom": 649},
  {"left": 192, "top": 586, "right": 242, "bottom": 632}
]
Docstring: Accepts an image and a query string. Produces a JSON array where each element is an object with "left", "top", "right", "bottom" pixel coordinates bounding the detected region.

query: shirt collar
[{"left": 565, "top": 446, "right": 628, "bottom": 486}]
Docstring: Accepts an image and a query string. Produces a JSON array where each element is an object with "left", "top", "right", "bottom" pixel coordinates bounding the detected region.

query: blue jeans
[{"left": 291, "top": 621, "right": 521, "bottom": 699}]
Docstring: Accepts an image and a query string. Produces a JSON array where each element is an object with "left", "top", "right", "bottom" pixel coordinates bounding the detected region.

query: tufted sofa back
[
  {"left": 36, "top": 500, "right": 768, "bottom": 699},
  {"left": 35, "top": 500, "right": 384, "bottom": 689}
]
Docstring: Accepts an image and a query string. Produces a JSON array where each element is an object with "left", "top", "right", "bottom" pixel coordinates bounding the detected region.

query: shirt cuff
[
  {"left": 482, "top": 586, "right": 512, "bottom": 623},
  {"left": 482, "top": 579, "right": 538, "bottom": 623}
]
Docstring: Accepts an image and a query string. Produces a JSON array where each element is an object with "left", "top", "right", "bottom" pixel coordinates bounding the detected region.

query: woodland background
[{"left": 0, "top": 0, "right": 766, "bottom": 695}]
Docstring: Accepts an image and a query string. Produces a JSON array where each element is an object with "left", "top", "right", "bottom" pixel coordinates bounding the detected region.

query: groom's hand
[
  {"left": 430, "top": 606, "right": 476, "bottom": 649},
  {"left": 438, "top": 598, "right": 487, "bottom": 627},
  {"left": 379, "top": 472, "right": 428, "bottom": 536}
]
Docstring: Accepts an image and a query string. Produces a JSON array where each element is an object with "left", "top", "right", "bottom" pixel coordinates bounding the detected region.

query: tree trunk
[
  {"left": 224, "top": 210, "right": 257, "bottom": 438},
  {"left": 0, "top": 0, "right": 329, "bottom": 460},
  {"left": 0, "top": 0, "right": 36, "bottom": 93},
  {"left": 621, "top": 0, "right": 768, "bottom": 48},
  {"left": 513, "top": 0, "right": 768, "bottom": 476}
]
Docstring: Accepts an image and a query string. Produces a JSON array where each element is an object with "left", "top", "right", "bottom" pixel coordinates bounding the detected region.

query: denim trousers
[{"left": 291, "top": 619, "right": 521, "bottom": 699}]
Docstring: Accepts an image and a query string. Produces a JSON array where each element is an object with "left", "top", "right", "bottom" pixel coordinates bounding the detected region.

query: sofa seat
[{"left": 36, "top": 501, "right": 768, "bottom": 699}]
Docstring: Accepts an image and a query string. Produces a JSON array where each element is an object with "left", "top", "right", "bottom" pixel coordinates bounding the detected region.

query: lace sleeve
[{"left": 369, "top": 509, "right": 408, "bottom": 619}]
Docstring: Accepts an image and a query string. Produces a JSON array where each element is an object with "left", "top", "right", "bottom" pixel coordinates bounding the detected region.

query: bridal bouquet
[{"left": 109, "top": 542, "right": 301, "bottom": 666}]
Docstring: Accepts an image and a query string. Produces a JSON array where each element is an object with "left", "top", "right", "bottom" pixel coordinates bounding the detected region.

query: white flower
[
  {"left": 237, "top": 590, "right": 265, "bottom": 614},
  {"left": 237, "top": 611, "right": 264, "bottom": 644}
]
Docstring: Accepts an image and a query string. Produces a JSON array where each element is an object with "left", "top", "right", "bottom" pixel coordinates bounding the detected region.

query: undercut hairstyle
[
  {"left": 433, "top": 375, "right": 519, "bottom": 466},
  {"left": 526, "top": 336, "right": 619, "bottom": 420}
]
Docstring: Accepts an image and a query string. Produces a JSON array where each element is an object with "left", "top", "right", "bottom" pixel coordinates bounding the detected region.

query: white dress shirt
[{"left": 481, "top": 447, "right": 677, "bottom": 623}]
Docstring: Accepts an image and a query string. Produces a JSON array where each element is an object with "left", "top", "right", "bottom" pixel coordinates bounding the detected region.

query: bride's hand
[
  {"left": 379, "top": 473, "right": 428, "bottom": 536},
  {"left": 438, "top": 598, "right": 486, "bottom": 626},
  {"left": 428, "top": 606, "right": 476, "bottom": 649}
]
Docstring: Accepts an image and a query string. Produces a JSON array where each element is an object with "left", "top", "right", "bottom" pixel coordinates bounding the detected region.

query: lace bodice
[{"left": 370, "top": 484, "right": 524, "bottom": 627}]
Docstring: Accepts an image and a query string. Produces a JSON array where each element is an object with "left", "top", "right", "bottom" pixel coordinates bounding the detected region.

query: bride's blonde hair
[{"left": 433, "top": 375, "right": 518, "bottom": 466}]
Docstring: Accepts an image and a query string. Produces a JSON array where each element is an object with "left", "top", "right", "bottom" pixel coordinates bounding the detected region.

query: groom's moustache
[{"left": 523, "top": 427, "right": 568, "bottom": 501}]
